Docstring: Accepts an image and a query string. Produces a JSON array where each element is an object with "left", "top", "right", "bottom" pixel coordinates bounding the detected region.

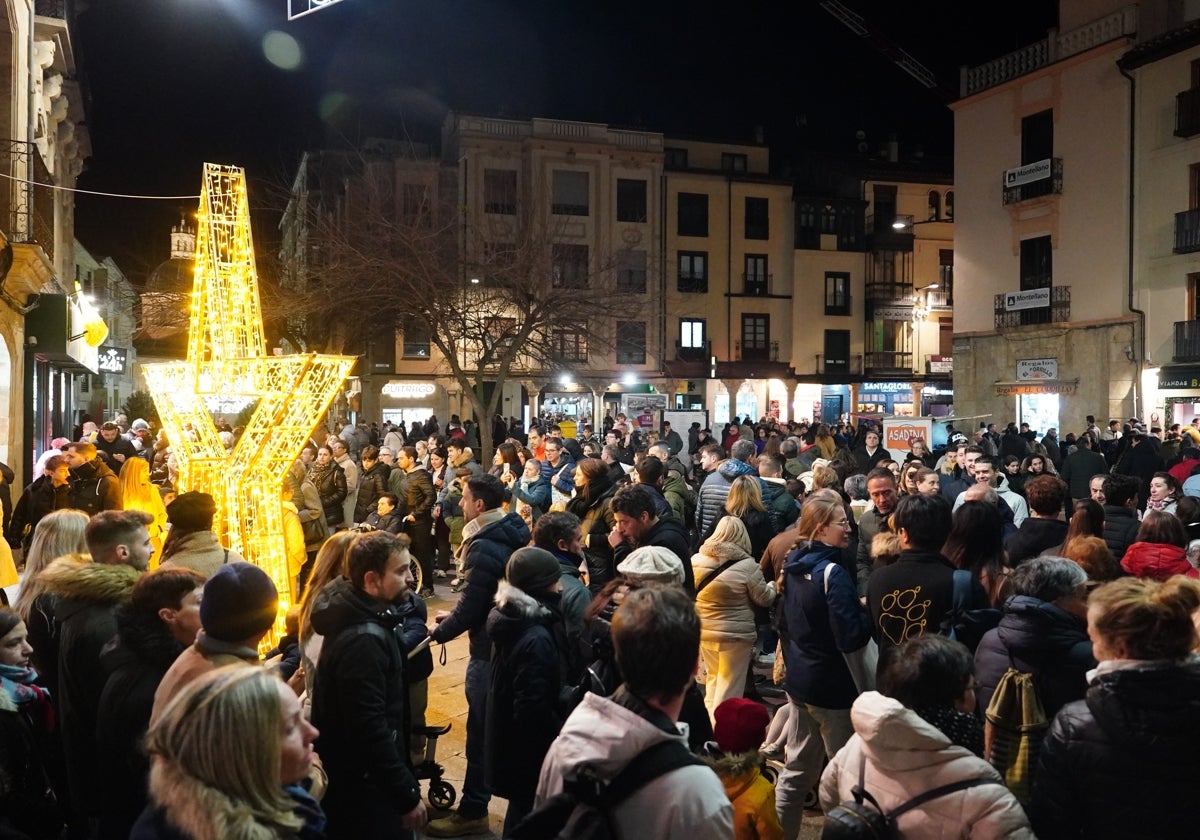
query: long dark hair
[
  {"left": 942, "top": 500, "right": 1007, "bottom": 605},
  {"left": 567, "top": 458, "right": 612, "bottom": 513}
]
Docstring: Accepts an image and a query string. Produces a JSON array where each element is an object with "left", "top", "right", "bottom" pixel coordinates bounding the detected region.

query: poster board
[
  {"left": 662, "top": 409, "right": 709, "bottom": 437},
  {"left": 882, "top": 416, "right": 933, "bottom": 453}
]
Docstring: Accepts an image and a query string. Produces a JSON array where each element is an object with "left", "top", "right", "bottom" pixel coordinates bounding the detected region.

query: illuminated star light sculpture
[{"left": 143, "top": 163, "right": 354, "bottom": 641}]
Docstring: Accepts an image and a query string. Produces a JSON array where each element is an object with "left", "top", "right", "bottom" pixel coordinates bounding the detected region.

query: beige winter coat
[
  {"left": 691, "top": 542, "right": 776, "bottom": 644},
  {"left": 820, "top": 691, "right": 1035, "bottom": 839}
]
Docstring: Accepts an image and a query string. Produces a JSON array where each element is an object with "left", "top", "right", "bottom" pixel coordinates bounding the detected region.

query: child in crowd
[{"left": 703, "top": 697, "right": 784, "bottom": 840}]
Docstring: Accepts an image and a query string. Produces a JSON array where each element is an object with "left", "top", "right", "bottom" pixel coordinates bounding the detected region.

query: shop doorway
[
  {"left": 1017, "top": 394, "right": 1059, "bottom": 437},
  {"left": 381, "top": 408, "right": 434, "bottom": 430}
]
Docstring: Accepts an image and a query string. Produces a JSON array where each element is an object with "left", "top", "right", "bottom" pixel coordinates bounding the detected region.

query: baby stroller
[
  {"left": 407, "top": 637, "right": 457, "bottom": 810},
  {"left": 413, "top": 721, "right": 457, "bottom": 809}
]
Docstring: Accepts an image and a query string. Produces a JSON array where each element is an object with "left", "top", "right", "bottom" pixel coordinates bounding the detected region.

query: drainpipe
[{"left": 1119, "top": 64, "right": 1146, "bottom": 420}]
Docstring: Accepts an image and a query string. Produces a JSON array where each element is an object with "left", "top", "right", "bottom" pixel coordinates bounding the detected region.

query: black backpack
[
  {"left": 506, "top": 739, "right": 701, "bottom": 840},
  {"left": 822, "top": 757, "right": 1002, "bottom": 840}
]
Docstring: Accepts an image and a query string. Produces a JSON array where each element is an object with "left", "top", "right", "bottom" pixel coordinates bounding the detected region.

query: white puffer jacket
[
  {"left": 690, "top": 543, "right": 775, "bottom": 643},
  {"left": 820, "top": 692, "right": 1035, "bottom": 839}
]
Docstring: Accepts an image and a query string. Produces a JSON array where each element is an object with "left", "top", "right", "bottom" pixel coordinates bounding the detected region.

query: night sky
[{"left": 70, "top": 0, "right": 1058, "bottom": 276}]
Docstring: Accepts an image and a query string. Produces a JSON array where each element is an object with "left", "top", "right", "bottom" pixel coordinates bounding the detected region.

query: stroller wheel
[{"left": 428, "top": 779, "right": 457, "bottom": 810}]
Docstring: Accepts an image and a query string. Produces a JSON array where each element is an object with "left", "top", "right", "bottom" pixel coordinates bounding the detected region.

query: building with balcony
[
  {"left": 662, "top": 135, "right": 797, "bottom": 421},
  {"left": 1120, "top": 8, "right": 1200, "bottom": 424},
  {"left": 0, "top": 0, "right": 90, "bottom": 487},
  {"left": 790, "top": 149, "right": 954, "bottom": 425},
  {"left": 950, "top": 2, "right": 1139, "bottom": 435}
]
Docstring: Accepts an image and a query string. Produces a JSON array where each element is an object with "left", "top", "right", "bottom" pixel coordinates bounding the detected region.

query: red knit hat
[{"left": 713, "top": 697, "right": 770, "bottom": 755}]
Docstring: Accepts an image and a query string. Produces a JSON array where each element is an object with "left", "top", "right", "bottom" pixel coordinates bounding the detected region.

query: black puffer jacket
[
  {"left": 354, "top": 461, "right": 390, "bottom": 524},
  {"left": 310, "top": 578, "right": 421, "bottom": 820},
  {"left": 96, "top": 604, "right": 187, "bottom": 840},
  {"left": 973, "top": 595, "right": 1095, "bottom": 719},
  {"left": 429, "top": 512, "right": 530, "bottom": 660},
  {"left": 67, "top": 457, "right": 121, "bottom": 516},
  {"left": 484, "top": 582, "right": 568, "bottom": 801},
  {"left": 1101, "top": 505, "right": 1141, "bottom": 563},
  {"left": 1031, "top": 659, "right": 1200, "bottom": 839}
]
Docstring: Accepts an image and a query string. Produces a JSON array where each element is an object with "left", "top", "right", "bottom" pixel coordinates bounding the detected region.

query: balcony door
[{"left": 741, "top": 314, "right": 769, "bottom": 361}]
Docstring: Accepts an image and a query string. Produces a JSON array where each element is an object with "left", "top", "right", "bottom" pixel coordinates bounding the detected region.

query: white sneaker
[{"left": 755, "top": 652, "right": 776, "bottom": 667}]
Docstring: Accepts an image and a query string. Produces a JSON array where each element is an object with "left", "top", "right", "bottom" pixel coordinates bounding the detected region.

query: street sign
[
  {"left": 1004, "top": 288, "right": 1050, "bottom": 311},
  {"left": 1003, "top": 158, "right": 1052, "bottom": 187}
]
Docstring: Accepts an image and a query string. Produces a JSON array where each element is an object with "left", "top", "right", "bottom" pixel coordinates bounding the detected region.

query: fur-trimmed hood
[
  {"left": 40, "top": 556, "right": 140, "bottom": 604},
  {"left": 701, "top": 747, "right": 764, "bottom": 779},
  {"left": 486, "top": 580, "right": 559, "bottom": 645},
  {"left": 146, "top": 758, "right": 301, "bottom": 840}
]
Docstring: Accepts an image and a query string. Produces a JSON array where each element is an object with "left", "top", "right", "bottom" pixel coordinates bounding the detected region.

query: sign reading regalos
[
  {"left": 381, "top": 381, "right": 436, "bottom": 399},
  {"left": 1016, "top": 358, "right": 1058, "bottom": 380},
  {"left": 883, "top": 417, "right": 933, "bottom": 452}
]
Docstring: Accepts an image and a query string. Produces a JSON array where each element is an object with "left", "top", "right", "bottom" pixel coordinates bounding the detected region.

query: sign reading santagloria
[
  {"left": 381, "top": 381, "right": 436, "bottom": 398},
  {"left": 1017, "top": 358, "right": 1058, "bottom": 380},
  {"left": 1004, "top": 288, "right": 1051, "bottom": 311},
  {"left": 1003, "top": 159, "right": 1051, "bottom": 187}
]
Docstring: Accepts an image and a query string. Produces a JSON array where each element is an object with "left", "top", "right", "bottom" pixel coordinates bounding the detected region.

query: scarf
[
  {"left": 915, "top": 705, "right": 984, "bottom": 757},
  {"left": 0, "top": 662, "right": 55, "bottom": 731},
  {"left": 454, "top": 507, "right": 507, "bottom": 567},
  {"left": 1146, "top": 494, "right": 1176, "bottom": 512},
  {"left": 284, "top": 782, "right": 327, "bottom": 836}
]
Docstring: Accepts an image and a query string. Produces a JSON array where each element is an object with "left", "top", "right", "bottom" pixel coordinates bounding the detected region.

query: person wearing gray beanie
[
  {"left": 149, "top": 562, "right": 279, "bottom": 724},
  {"left": 485, "top": 546, "right": 574, "bottom": 834}
]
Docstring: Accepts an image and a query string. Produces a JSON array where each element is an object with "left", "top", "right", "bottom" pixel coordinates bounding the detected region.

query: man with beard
[
  {"left": 311, "top": 531, "right": 427, "bottom": 838},
  {"left": 63, "top": 441, "right": 122, "bottom": 515}
]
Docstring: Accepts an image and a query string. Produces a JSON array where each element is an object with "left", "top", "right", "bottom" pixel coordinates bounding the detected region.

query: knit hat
[
  {"left": 131, "top": 418, "right": 151, "bottom": 432},
  {"left": 199, "top": 562, "right": 279, "bottom": 643},
  {"left": 713, "top": 697, "right": 770, "bottom": 755},
  {"left": 167, "top": 491, "right": 217, "bottom": 531},
  {"left": 505, "top": 547, "right": 562, "bottom": 593},
  {"left": 616, "top": 545, "right": 684, "bottom": 585}
]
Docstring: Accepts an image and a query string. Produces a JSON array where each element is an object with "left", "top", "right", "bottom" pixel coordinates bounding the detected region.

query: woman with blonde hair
[
  {"left": 774, "top": 488, "right": 874, "bottom": 838},
  {"left": 707, "top": 474, "right": 775, "bottom": 561},
  {"left": 1031, "top": 576, "right": 1200, "bottom": 838},
  {"left": 297, "top": 529, "right": 359, "bottom": 700},
  {"left": 120, "top": 458, "right": 169, "bottom": 568},
  {"left": 131, "top": 665, "right": 322, "bottom": 840},
  {"left": 15, "top": 509, "right": 89, "bottom": 699},
  {"left": 691, "top": 515, "right": 776, "bottom": 719}
]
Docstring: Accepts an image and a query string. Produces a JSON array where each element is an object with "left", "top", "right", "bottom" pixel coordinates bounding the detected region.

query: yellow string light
[{"left": 143, "top": 164, "right": 354, "bottom": 645}]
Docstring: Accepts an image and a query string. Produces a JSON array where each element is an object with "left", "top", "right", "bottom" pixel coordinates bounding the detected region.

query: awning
[{"left": 993, "top": 379, "right": 1078, "bottom": 396}]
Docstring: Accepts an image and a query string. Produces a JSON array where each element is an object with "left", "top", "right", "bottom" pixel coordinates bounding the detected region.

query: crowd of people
[{"left": 1, "top": 409, "right": 1199, "bottom": 839}]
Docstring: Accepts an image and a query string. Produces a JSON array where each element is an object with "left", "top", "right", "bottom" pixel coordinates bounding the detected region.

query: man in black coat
[
  {"left": 93, "top": 421, "right": 138, "bottom": 470},
  {"left": 428, "top": 474, "right": 530, "bottom": 837},
  {"left": 1101, "top": 473, "right": 1142, "bottom": 564},
  {"left": 608, "top": 483, "right": 695, "bottom": 592},
  {"left": 1004, "top": 475, "right": 1070, "bottom": 565},
  {"left": 1113, "top": 426, "right": 1164, "bottom": 511},
  {"left": 96, "top": 567, "right": 205, "bottom": 840},
  {"left": 1060, "top": 433, "right": 1108, "bottom": 503},
  {"left": 63, "top": 441, "right": 122, "bottom": 516},
  {"left": 311, "top": 531, "right": 427, "bottom": 838},
  {"left": 41, "top": 510, "right": 152, "bottom": 826}
]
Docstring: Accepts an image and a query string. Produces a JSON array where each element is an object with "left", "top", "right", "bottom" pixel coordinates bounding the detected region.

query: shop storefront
[
  {"left": 377, "top": 380, "right": 444, "bottom": 431},
  {"left": 858, "top": 381, "right": 916, "bottom": 416},
  {"left": 921, "top": 384, "right": 955, "bottom": 417},
  {"left": 23, "top": 292, "right": 106, "bottom": 479},
  {"left": 1156, "top": 366, "right": 1200, "bottom": 426}
]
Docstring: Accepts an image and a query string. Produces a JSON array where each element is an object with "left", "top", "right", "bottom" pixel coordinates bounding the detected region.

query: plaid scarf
[{"left": 0, "top": 662, "right": 55, "bottom": 731}]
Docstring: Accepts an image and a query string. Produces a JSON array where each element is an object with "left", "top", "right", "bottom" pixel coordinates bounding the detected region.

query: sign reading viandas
[{"left": 1004, "top": 288, "right": 1050, "bottom": 312}]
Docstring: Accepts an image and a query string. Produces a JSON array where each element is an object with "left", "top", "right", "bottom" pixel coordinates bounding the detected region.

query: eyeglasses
[{"left": 831, "top": 519, "right": 852, "bottom": 529}]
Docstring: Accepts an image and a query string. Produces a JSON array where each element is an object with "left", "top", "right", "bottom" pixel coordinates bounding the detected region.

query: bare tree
[{"left": 262, "top": 150, "right": 641, "bottom": 461}]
